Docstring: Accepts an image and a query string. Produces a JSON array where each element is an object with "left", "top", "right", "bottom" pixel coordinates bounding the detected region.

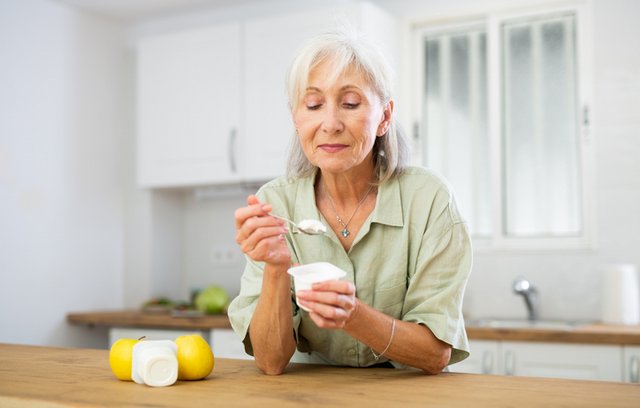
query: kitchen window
[{"left": 411, "top": 4, "right": 593, "bottom": 250}]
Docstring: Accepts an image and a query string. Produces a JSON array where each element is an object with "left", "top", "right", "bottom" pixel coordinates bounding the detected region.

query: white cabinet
[
  {"left": 450, "top": 340, "right": 623, "bottom": 382},
  {"left": 209, "top": 328, "right": 253, "bottom": 360},
  {"left": 136, "top": 3, "right": 397, "bottom": 187},
  {"left": 109, "top": 327, "right": 207, "bottom": 346},
  {"left": 108, "top": 327, "right": 252, "bottom": 360},
  {"left": 501, "top": 341, "right": 621, "bottom": 381},
  {"left": 242, "top": 3, "right": 397, "bottom": 181},
  {"left": 623, "top": 346, "right": 640, "bottom": 383},
  {"left": 449, "top": 340, "right": 498, "bottom": 374},
  {"left": 137, "top": 23, "right": 242, "bottom": 187}
]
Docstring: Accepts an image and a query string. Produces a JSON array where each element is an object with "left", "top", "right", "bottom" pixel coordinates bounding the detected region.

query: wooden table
[{"left": 1, "top": 344, "right": 638, "bottom": 407}]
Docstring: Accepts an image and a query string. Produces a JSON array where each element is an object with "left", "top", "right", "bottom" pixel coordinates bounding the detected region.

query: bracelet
[{"left": 371, "top": 318, "right": 396, "bottom": 361}]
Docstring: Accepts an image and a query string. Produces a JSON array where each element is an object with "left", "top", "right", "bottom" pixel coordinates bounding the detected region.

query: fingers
[
  {"left": 236, "top": 213, "right": 286, "bottom": 244},
  {"left": 234, "top": 195, "right": 272, "bottom": 230},
  {"left": 311, "top": 280, "right": 355, "bottom": 295},
  {"left": 234, "top": 195, "right": 291, "bottom": 265},
  {"left": 296, "top": 280, "right": 357, "bottom": 329},
  {"left": 234, "top": 195, "right": 284, "bottom": 243},
  {"left": 247, "top": 194, "right": 261, "bottom": 206}
]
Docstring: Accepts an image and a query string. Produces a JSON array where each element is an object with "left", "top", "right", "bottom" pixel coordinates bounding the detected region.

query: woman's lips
[{"left": 318, "top": 144, "right": 348, "bottom": 153}]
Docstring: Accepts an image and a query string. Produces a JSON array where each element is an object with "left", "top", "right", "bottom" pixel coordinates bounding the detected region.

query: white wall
[{"left": 0, "top": 0, "right": 129, "bottom": 347}]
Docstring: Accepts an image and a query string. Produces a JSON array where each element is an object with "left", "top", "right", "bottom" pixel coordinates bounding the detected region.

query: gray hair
[{"left": 285, "top": 27, "right": 410, "bottom": 184}]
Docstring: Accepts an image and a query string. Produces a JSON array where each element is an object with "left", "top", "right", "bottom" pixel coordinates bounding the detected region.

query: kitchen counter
[
  {"left": 466, "top": 322, "right": 640, "bottom": 345},
  {"left": 67, "top": 310, "right": 232, "bottom": 330},
  {"left": 1, "top": 343, "right": 638, "bottom": 408},
  {"left": 67, "top": 310, "right": 640, "bottom": 345}
]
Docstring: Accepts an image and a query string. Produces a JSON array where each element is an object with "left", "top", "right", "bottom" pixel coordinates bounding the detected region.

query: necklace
[{"left": 324, "top": 183, "right": 375, "bottom": 238}]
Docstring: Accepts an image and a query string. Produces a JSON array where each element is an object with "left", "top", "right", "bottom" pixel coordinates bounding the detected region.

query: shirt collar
[
  {"left": 294, "top": 169, "right": 404, "bottom": 228},
  {"left": 371, "top": 175, "right": 404, "bottom": 227}
]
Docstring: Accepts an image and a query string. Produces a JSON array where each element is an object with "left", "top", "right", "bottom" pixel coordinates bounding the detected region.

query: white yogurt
[
  {"left": 287, "top": 262, "right": 347, "bottom": 311},
  {"left": 131, "top": 340, "right": 178, "bottom": 387},
  {"left": 297, "top": 219, "right": 327, "bottom": 234}
]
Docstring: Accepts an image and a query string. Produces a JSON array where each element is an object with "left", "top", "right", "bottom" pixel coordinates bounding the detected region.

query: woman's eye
[
  {"left": 306, "top": 104, "right": 321, "bottom": 111},
  {"left": 343, "top": 103, "right": 360, "bottom": 109}
]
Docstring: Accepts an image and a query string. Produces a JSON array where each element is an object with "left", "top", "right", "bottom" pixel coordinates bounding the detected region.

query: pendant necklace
[{"left": 324, "top": 183, "right": 375, "bottom": 238}]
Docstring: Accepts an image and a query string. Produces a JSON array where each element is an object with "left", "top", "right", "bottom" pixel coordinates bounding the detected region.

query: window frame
[{"left": 410, "top": 2, "right": 595, "bottom": 252}]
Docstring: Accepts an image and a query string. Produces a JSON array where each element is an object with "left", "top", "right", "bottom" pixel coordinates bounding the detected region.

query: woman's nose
[{"left": 320, "top": 105, "right": 344, "bottom": 134}]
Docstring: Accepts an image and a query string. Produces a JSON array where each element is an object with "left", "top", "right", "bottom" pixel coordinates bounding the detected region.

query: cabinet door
[
  {"left": 242, "top": 3, "right": 397, "bottom": 182},
  {"left": 623, "top": 346, "right": 640, "bottom": 383},
  {"left": 109, "top": 327, "right": 208, "bottom": 347},
  {"left": 137, "top": 23, "right": 242, "bottom": 187},
  {"left": 448, "top": 340, "right": 500, "bottom": 374},
  {"left": 502, "top": 341, "right": 622, "bottom": 381},
  {"left": 210, "top": 328, "right": 253, "bottom": 360}
]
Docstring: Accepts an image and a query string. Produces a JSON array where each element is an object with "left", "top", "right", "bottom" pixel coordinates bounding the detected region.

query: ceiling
[{"left": 56, "top": 0, "right": 267, "bottom": 23}]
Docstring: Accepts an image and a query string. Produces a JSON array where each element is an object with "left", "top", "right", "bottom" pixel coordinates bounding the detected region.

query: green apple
[{"left": 194, "top": 286, "right": 229, "bottom": 314}]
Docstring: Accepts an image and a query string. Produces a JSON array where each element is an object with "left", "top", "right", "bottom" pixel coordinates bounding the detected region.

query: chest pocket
[{"left": 372, "top": 280, "right": 407, "bottom": 317}]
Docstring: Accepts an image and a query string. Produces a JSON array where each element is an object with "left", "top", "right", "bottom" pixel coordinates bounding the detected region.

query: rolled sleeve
[{"left": 402, "top": 218, "right": 472, "bottom": 365}]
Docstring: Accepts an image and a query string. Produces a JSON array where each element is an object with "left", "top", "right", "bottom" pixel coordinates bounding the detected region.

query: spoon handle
[
  {"left": 268, "top": 213, "right": 320, "bottom": 236},
  {"left": 268, "top": 213, "right": 295, "bottom": 226}
]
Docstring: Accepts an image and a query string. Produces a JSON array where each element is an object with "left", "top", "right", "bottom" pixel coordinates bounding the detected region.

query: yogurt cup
[
  {"left": 288, "top": 262, "right": 347, "bottom": 312},
  {"left": 131, "top": 340, "right": 178, "bottom": 387}
]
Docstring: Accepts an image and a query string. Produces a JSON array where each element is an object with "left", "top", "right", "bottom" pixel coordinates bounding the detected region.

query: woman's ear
[{"left": 376, "top": 100, "right": 394, "bottom": 136}]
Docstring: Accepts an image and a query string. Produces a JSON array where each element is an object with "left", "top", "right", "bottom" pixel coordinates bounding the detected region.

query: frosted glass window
[
  {"left": 503, "top": 15, "right": 581, "bottom": 237},
  {"left": 423, "top": 30, "right": 491, "bottom": 237}
]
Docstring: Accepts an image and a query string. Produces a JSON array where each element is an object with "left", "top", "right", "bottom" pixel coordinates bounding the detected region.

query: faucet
[{"left": 512, "top": 277, "right": 538, "bottom": 321}]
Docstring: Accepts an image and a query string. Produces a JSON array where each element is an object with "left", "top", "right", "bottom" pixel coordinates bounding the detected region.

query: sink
[{"left": 466, "top": 319, "right": 589, "bottom": 330}]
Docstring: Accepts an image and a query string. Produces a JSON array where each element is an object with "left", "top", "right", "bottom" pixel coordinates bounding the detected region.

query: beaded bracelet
[{"left": 371, "top": 318, "right": 396, "bottom": 360}]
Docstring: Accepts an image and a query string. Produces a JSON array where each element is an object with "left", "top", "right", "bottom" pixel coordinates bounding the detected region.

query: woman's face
[{"left": 292, "top": 61, "right": 392, "bottom": 176}]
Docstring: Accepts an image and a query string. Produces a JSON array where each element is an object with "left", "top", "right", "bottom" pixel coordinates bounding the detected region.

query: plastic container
[
  {"left": 131, "top": 340, "right": 178, "bottom": 387},
  {"left": 288, "top": 262, "right": 347, "bottom": 311},
  {"left": 601, "top": 264, "right": 640, "bottom": 325}
]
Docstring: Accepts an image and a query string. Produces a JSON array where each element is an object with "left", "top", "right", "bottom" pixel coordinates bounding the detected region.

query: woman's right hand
[{"left": 234, "top": 195, "right": 291, "bottom": 266}]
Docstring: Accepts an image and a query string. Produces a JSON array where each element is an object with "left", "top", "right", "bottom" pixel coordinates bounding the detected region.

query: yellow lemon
[
  {"left": 109, "top": 338, "right": 140, "bottom": 381},
  {"left": 175, "top": 334, "right": 214, "bottom": 380}
]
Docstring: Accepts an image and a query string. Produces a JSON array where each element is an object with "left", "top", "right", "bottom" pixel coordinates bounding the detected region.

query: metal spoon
[{"left": 269, "top": 214, "right": 326, "bottom": 235}]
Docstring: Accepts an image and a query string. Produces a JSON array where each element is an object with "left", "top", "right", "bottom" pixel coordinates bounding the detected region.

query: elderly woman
[{"left": 228, "top": 29, "right": 471, "bottom": 375}]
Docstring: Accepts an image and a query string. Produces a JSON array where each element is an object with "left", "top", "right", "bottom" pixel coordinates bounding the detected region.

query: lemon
[
  {"left": 109, "top": 338, "right": 140, "bottom": 381},
  {"left": 175, "top": 334, "right": 214, "bottom": 380}
]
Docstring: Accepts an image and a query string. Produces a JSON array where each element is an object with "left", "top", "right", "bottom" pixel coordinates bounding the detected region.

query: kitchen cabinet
[
  {"left": 137, "top": 3, "right": 397, "bottom": 187},
  {"left": 500, "top": 341, "right": 621, "bottom": 381},
  {"left": 450, "top": 340, "right": 622, "bottom": 382},
  {"left": 109, "top": 327, "right": 207, "bottom": 347},
  {"left": 109, "top": 327, "right": 252, "bottom": 360},
  {"left": 137, "top": 23, "right": 242, "bottom": 187},
  {"left": 449, "top": 340, "right": 498, "bottom": 374},
  {"left": 209, "top": 328, "right": 253, "bottom": 360},
  {"left": 623, "top": 345, "right": 640, "bottom": 383},
  {"left": 242, "top": 3, "right": 397, "bottom": 181}
]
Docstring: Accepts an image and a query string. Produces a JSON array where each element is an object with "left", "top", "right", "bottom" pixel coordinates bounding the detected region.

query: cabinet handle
[
  {"left": 630, "top": 356, "right": 639, "bottom": 383},
  {"left": 481, "top": 350, "right": 493, "bottom": 374},
  {"left": 228, "top": 128, "right": 237, "bottom": 173},
  {"left": 505, "top": 350, "right": 516, "bottom": 376}
]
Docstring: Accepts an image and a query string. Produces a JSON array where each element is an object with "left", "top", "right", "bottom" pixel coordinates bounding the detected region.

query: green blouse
[{"left": 227, "top": 166, "right": 472, "bottom": 367}]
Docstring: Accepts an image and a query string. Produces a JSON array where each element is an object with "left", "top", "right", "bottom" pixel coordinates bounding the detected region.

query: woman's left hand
[{"left": 295, "top": 280, "right": 359, "bottom": 329}]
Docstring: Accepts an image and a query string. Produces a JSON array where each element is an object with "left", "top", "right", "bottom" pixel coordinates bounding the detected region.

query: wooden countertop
[
  {"left": 466, "top": 323, "right": 640, "bottom": 345},
  {"left": 67, "top": 310, "right": 640, "bottom": 345},
  {"left": 1, "top": 343, "right": 638, "bottom": 408},
  {"left": 67, "top": 310, "right": 232, "bottom": 330}
]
